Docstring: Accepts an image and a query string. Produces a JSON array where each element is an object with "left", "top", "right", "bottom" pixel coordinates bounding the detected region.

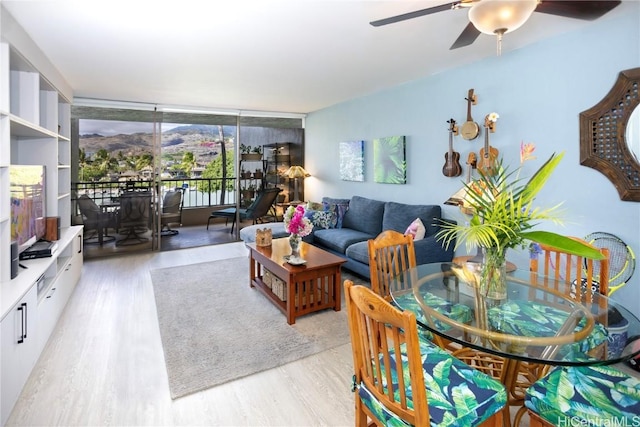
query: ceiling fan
[{"left": 370, "top": 1, "right": 621, "bottom": 51}]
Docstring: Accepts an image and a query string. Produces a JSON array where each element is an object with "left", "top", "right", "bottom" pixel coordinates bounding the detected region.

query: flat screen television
[{"left": 10, "top": 165, "right": 46, "bottom": 253}]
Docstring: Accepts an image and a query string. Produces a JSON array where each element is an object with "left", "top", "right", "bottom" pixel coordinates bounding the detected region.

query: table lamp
[{"left": 284, "top": 165, "right": 310, "bottom": 204}]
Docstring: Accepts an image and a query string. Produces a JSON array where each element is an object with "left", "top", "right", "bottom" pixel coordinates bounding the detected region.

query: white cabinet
[
  {"left": 0, "top": 226, "right": 82, "bottom": 425},
  {"left": 0, "top": 285, "right": 37, "bottom": 426},
  {"left": 37, "top": 228, "right": 83, "bottom": 352},
  {"left": 0, "top": 8, "right": 78, "bottom": 425}
]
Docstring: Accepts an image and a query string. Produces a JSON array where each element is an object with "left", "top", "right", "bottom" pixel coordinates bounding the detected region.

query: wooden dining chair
[
  {"left": 367, "top": 230, "right": 472, "bottom": 351},
  {"left": 529, "top": 238, "right": 610, "bottom": 303},
  {"left": 367, "top": 230, "right": 416, "bottom": 297},
  {"left": 344, "top": 279, "right": 507, "bottom": 427},
  {"left": 508, "top": 239, "right": 611, "bottom": 426}
]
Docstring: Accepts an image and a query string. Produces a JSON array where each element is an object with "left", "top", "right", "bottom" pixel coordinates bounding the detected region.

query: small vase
[
  {"left": 480, "top": 246, "right": 508, "bottom": 300},
  {"left": 289, "top": 234, "right": 302, "bottom": 258}
]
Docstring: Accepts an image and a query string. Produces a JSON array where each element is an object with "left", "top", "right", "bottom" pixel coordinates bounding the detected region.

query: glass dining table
[{"left": 389, "top": 262, "right": 640, "bottom": 426}]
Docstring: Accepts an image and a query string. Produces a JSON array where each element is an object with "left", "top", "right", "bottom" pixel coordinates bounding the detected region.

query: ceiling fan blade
[
  {"left": 370, "top": 2, "right": 460, "bottom": 27},
  {"left": 535, "top": 0, "right": 621, "bottom": 21},
  {"left": 450, "top": 21, "right": 481, "bottom": 49}
]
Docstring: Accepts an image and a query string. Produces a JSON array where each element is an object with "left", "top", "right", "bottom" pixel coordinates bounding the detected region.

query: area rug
[{"left": 151, "top": 257, "right": 365, "bottom": 399}]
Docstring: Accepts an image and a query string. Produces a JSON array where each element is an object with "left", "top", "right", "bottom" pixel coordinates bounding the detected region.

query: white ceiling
[{"left": 1, "top": 0, "right": 632, "bottom": 114}]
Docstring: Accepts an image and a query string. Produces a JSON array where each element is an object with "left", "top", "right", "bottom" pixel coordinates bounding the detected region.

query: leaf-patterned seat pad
[
  {"left": 525, "top": 365, "right": 640, "bottom": 426},
  {"left": 393, "top": 292, "right": 473, "bottom": 333},
  {"left": 487, "top": 301, "right": 608, "bottom": 354},
  {"left": 358, "top": 342, "right": 507, "bottom": 427}
]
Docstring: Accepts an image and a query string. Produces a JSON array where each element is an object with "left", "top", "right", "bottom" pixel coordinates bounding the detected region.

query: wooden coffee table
[{"left": 247, "top": 238, "right": 347, "bottom": 324}]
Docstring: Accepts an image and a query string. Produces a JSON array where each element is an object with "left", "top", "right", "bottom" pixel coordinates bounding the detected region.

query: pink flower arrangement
[{"left": 284, "top": 205, "right": 313, "bottom": 237}]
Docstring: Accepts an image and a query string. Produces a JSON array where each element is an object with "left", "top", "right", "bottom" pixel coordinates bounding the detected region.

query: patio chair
[
  {"left": 160, "top": 188, "right": 184, "bottom": 236},
  {"left": 77, "top": 194, "right": 117, "bottom": 245},
  {"left": 116, "top": 191, "right": 151, "bottom": 246},
  {"left": 344, "top": 279, "right": 507, "bottom": 427},
  {"left": 207, "top": 187, "right": 281, "bottom": 233}
]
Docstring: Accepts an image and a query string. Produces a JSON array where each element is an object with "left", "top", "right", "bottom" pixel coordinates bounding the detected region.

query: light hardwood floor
[{"left": 7, "top": 242, "right": 354, "bottom": 426}]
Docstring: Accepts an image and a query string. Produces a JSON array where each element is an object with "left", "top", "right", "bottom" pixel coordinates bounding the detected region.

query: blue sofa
[
  {"left": 240, "top": 195, "right": 455, "bottom": 279},
  {"left": 309, "top": 196, "right": 454, "bottom": 278}
]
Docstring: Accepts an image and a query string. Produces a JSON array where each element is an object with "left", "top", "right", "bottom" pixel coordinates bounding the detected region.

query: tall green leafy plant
[{"left": 437, "top": 144, "right": 605, "bottom": 260}]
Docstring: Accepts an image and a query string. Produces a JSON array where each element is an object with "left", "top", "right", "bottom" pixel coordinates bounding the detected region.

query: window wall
[{"left": 70, "top": 104, "right": 304, "bottom": 257}]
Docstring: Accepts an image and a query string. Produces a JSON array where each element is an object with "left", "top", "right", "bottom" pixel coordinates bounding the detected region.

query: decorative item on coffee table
[
  {"left": 255, "top": 228, "right": 272, "bottom": 247},
  {"left": 283, "top": 204, "right": 312, "bottom": 264}
]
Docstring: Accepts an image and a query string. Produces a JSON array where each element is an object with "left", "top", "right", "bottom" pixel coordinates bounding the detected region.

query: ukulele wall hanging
[
  {"left": 460, "top": 89, "right": 479, "bottom": 141},
  {"left": 443, "top": 118, "right": 462, "bottom": 177},
  {"left": 478, "top": 112, "right": 499, "bottom": 176}
]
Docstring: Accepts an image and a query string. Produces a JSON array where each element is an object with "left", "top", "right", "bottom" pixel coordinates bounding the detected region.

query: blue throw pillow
[
  {"left": 321, "top": 197, "right": 350, "bottom": 228},
  {"left": 304, "top": 209, "right": 336, "bottom": 229}
]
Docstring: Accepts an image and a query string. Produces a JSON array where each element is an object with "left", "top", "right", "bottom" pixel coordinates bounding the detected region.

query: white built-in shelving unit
[{"left": 0, "top": 6, "right": 83, "bottom": 425}]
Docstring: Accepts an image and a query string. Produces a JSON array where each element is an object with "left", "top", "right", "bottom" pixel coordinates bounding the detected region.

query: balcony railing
[{"left": 73, "top": 178, "right": 239, "bottom": 209}]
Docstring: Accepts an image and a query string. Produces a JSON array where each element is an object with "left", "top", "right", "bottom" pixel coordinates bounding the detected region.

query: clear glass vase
[
  {"left": 480, "top": 246, "right": 508, "bottom": 300},
  {"left": 289, "top": 233, "right": 302, "bottom": 258}
]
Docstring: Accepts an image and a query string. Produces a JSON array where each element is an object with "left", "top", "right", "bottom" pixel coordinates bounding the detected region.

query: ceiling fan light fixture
[{"left": 468, "top": 0, "right": 538, "bottom": 35}]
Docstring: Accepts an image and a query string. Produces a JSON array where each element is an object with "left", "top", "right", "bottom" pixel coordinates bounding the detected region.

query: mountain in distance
[{"left": 80, "top": 124, "right": 236, "bottom": 162}]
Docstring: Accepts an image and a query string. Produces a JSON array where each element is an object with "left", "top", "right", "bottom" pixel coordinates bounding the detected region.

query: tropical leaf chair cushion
[
  {"left": 357, "top": 341, "right": 507, "bottom": 427},
  {"left": 393, "top": 292, "right": 473, "bottom": 334},
  {"left": 487, "top": 301, "right": 608, "bottom": 354},
  {"left": 525, "top": 365, "right": 640, "bottom": 425}
]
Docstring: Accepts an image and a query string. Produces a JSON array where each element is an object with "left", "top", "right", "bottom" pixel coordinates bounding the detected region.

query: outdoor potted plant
[
  {"left": 241, "top": 184, "right": 256, "bottom": 200},
  {"left": 253, "top": 168, "right": 264, "bottom": 179},
  {"left": 241, "top": 144, "right": 263, "bottom": 161},
  {"left": 240, "top": 168, "right": 252, "bottom": 179}
]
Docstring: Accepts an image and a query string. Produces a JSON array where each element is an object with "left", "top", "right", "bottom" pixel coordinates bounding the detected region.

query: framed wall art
[
  {"left": 373, "top": 135, "right": 406, "bottom": 184},
  {"left": 339, "top": 140, "right": 365, "bottom": 181}
]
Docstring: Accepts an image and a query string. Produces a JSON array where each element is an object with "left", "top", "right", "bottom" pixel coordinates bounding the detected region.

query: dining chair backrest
[
  {"left": 344, "top": 279, "right": 507, "bottom": 427},
  {"left": 529, "top": 237, "right": 610, "bottom": 304},
  {"left": 345, "top": 279, "right": 432, "bottom": 425},
  {"left": 368, "top": 230, "right": 416, "bottom": 298}
]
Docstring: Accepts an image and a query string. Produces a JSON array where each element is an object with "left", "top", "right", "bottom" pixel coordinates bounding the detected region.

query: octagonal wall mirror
[{"left": 580, "top": 67, "right": 640, "bottom": 201}]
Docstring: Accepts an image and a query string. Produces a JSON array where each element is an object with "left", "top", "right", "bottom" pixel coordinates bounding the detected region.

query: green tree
[
  {"left": 94, "top": 148, "right": 118, "bottom": 174},
  {"left": 201, "top": 151, "right": 235, "bottom": 193},
  {"left": 135, "top": 153, "right": 153, "bottom": 171},
  {"left": 181, "top": 151, "right": 197, "bottom": 176}
]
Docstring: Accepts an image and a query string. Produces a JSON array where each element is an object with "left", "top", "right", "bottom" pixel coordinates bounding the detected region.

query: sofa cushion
[
  {"left": 313, "top": 228, "right": 374, "bottom": 254},
  {"left": 345, "top": 240, "right": 370, "bottom": 265},
  {"left": 321, "top": 197, "right": 350, "bottom": 228},
  {"left": 404, "top": 217, "right": 426, "bottom": 241},
  {"left": 383, "top": 202, "right": 441, "bottom": 236},
  {"left": 342, "top": 196, "right": 385, "bottom": 235}
]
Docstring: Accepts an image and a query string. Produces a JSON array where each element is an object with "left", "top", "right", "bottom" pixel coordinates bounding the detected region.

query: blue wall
[{"left": 305, "top": 6, "right": 640, "bottom": 316}]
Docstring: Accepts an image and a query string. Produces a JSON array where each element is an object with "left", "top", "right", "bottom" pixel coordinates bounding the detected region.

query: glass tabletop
[{"left": 389, "top": 262, "right": 640, "bottom": 366}]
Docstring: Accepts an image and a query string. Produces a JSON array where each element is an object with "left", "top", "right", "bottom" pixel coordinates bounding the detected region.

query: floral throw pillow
[
  {"left": 304, "top": 209, "right": 337, "bottom": 230},
  {"left": 322, "top": 202, "right": 349, "bottom": 228},
  {"left": 404, "top": 218, "right": 426, "bottom": 241}
]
